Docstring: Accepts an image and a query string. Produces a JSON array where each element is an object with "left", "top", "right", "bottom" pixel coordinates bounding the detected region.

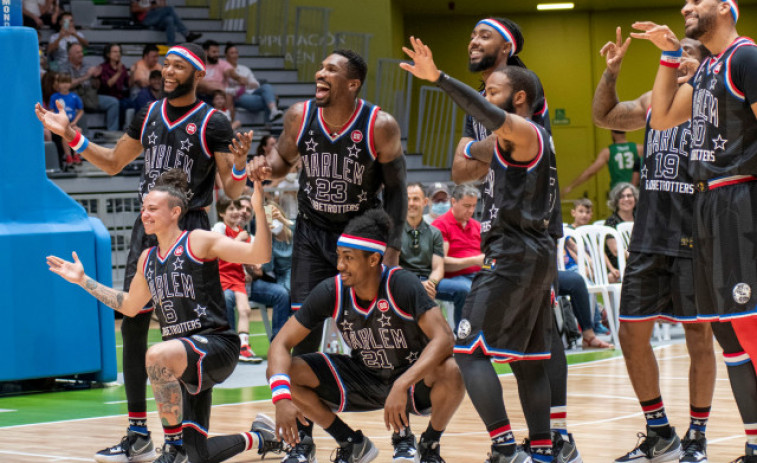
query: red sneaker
[
  {"left": 72, "top": 154, "right": 83, "bottom": 165},
  {"left": 239, "top": 344, "right": 263, "bottom": 364}
]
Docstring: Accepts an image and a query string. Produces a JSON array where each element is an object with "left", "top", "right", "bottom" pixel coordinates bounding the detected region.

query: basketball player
[
  {"left": 36, "top": 43, "right": 252, "bottom": 462},
  {"left": 402, "top": 37, "right": 561, "bottom": 463},
  {"left": 632, "top": 1, "right": 757, "bottom": 460},
  {"left": 46, "top": 170, "right": 281, "bottom": 463},
  {"left": 268, "top": 209, "right": 464, "bottom": 463},
  {"left": 593, "top": 27, "right": 716, "bottom": 463},
  {"left": 247, "top": 49, "right": 407, "bottom": 355},
  {"left": 452, "top": 17, "right": 579, "bottom": 462}
]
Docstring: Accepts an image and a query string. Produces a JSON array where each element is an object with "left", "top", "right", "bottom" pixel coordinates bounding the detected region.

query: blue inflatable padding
[{"left": 0, "top": 27, "right": 116, "bottom": 382}]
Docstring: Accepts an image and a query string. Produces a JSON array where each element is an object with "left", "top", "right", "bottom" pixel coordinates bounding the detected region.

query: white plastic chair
[
  {"left": 616, "top": 221, "right": 634, "bottom": 250},
  {"left": 574, "top": 225, "right": 626, "bottom": 347}
]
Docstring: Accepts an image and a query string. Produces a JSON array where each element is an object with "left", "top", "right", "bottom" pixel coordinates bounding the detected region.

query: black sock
[
  {"left": 297, "top": 418, "right": 314, "bottom": 437},
  {"left": 421, "top": 422, "right": 444, "bottom": 442},
  {"left": 639, "top": 397, "right": 673, "bottom": 438},
  {"left": 325, "top": 416, "right": 360, "bottom": 444}
]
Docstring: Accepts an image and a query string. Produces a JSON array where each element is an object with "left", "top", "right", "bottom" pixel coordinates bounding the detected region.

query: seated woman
[{"left": 604, "top": 182, "right": 637, "bottom": 283}]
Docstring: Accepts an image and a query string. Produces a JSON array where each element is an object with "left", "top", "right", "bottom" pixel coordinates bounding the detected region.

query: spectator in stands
[
  {"left": 564, "top": 198, "right": 593, "bottom": 271},
  {"left": 198, "top": 40, "right": 239, "bottom": 107},
  {"left": 212, "top": 89, "right": 241, "bottom": 130},
  {"left": 129, "top": 44, "right": 161, "bottom": 92},
  {"left": 432, "top": 184, "right": 484, "bottom": 326},
  {"left": 99, "top": 43, "right": 134, "bottom": 127},
  {"left": 224, "top": 43, "right": 283, "bottom": 123},
  {"left": 130, "top": 0, "right": 202, "bottom": 46},
  {"left": 23, "top": 0, "right": 59, "bottom": 29},
  {"left": 133, "top": 70, "right": 162, "bottom": 111},
  {"left": 60, "top": 42, "right": 119, "bottom": 132},
  {"left": 558, "top": 270, "right": 613, "bottom": 349},
  {"left": 47, "top": 12, "right": 88, "bottom": 70},
  {"left": 604, "top": 182, "right": 637, "bottom": 283},
  {"left": 401, "top": 183, "right": 469, "bottom": 323},
  {"left": 423, "top": 182, "right": 451, "bottom": 225},
  {"left": 40, "top": 70, "right": 58, "bottom": 142},
  {"left": 246, "top": 199, "right": 292, "bottom": 340},
  {"left": 212, "top": 196, "right": 264, "bottom": 364},
  {"left": 50, "top": 73, "right": 83, "bottom": 169}
]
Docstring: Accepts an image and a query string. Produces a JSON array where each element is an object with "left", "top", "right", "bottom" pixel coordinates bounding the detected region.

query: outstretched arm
[
  {"left": 562, "top": 149, "right": 610, "bottom": 195},
  {"left": 216, "top": 130, "right": 254, "bottom": 199},
  {"left": 36, "top": 100, "right": 143, "bottom": 174},
  {"left": 630, "top": 22, "right": 693, "bottom": 130},
  {"left": 400, "top": 36, "right": 538, "bottom": 162},
  {"left": 47, "top": 251, "right": 153, "bottom": 317},
  {"left": 188, "top": 181, "right": 272, "bottom": 265}
]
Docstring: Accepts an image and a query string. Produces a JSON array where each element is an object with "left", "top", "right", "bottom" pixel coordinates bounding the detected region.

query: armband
[{"left": 269, "top": 374, "right": 291, "bottom": 404}]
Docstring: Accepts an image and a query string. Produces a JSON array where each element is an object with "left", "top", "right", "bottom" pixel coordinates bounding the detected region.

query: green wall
[{"left": 403, "top": 7, "right": 757, "bottom": 218}]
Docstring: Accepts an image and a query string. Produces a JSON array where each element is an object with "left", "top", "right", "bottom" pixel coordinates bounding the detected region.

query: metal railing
[
  {"left": 375, "top": 58, "right": 413, "bottom": 138},
  {"left": 415, "top": 86, "right": 458, "bottom": 168},
  {"left": 293, "top": 6, "right": 331, "bottom": 81},
  {"left": 220, "top": 0, "right": 247, "bottom": 32}
]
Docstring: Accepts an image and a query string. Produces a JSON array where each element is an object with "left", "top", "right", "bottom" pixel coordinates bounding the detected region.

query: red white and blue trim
[
  {"left": 269, "top": 374, "right": 292, "bottom": 404},
  {"left": 199, "top": 108, "right": 217, "bottom": 158},
  {"left": 182, "top": 421, "right": 208, "bottom": 436},
  {"left": 707, "top": 174, "right": 757, "bottom": 189},
  {"left": 337, "top": 234, "right": 387, "bottom": 255},
  {"left": 493, "top": 121, "right": 544, "bottom": 172},
  {"left": 160, "top": 99, "right": 206, "bottom": 132},
  {"left": 463, "top": 140, "right": 476, "bottom": 160},
  {"left": 140, "top": 101, "right": 160, "bottom": 139},
  {"left": 331, "top": 275, "right": 343, "bottom": 320},
  {"left": 179, "top": 337, "right": 207, "bottom": 395},
  {"left": 295, "top": 100, "right": 313, "bottom": 145},
  {"left": 723, "top": 0, "right": 740, "bottom": 23},
  {"left": 660, "top": 48, "right": 683, "bottom": 68},
  {"left": 318, "top": 352, "right": 347, "bottom": 412},
  {"left": 186, "top": 232, "right": 212, "bottom": 264},
  {"left": 166, "top": 46, "right": 206, "bottom": 72},
  {"left": 453, "top": 332, "right": 551, "bottom": 363},
  {"left": 746, "top": 423, "right": 757, "bottom": 440},
  {"left": 349, "top": 287, "right": 378, "bottom": 317},
  {"left": 725, "top": 39, "right": 757, "bottom": 101},
  {"left": 68, "top": 131, "right": 89, "bottom": 153},
  {"left": 365, "top": 104, "right": 380, "bottom": 160},
  {"left": 317, "top": 99, "right": 365, "bottom": 143},
  {"left": 724, "top": 351, "right": 751, "bottom": 367},
  {"left": 385, "top": 267, "right": 415, "bottom": 321},
  {"left": 156, "top": 231, "right": 188, "bottom": 264},
  {"left": 291, "top": 303, "right": 303, "bottom": 311},
  {"left": 619, "top": 313, "right": 700, "bottom": 324},
  {"left": 477, "top": 19, "right": 517, "bottom": 57},
  {"left": 241, "top": 431, "right": 259, "bottom": 451}
]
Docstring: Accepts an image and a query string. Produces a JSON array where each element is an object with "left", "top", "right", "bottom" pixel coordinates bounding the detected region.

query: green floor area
[{"left": 0, "top": 323, "right": 620, "bottom": 428}]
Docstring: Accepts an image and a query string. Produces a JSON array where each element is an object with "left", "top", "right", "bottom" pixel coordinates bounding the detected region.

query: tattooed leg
[{"left": 146, "top": 341, "right": 188, "bottom": 427}]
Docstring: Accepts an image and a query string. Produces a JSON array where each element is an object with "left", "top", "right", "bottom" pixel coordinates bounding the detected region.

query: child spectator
[
  {"left": 212, "top": 89, "right": 241, "bottom": 130},
  {"left": 50, "top": 72, "right": 83, "bottom": 169},
  {"left": 212, "top": 196, "right": 263, "bottom": 363},
  {"left": 564, "top": 198, "right": 594, "bottom": 271}
]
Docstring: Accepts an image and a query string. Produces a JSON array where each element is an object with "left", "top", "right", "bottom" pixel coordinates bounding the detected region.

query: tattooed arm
[{"left": 47, "top": 250, "right": 152, "bottom": 316}]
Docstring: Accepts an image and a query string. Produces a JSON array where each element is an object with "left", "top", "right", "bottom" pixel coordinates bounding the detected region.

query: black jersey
[
  {"left": 295, "top": 266, "right": 436, "bottom": 380},
  {"left": 479, "top": 122, "right": 557, "bottom": 258},
  {"left": 462, "top": 73, "right": 562, "bottom": 240},
  {"left": 295, "top": 99, "right": 384, "bottom": 233},
  {"left": 138, "top": 99, "right": 224, "bottom": 209},
  {"left": 689, "top": 37, "right": 757, "bottom": 181},
  {"left": 143, "top": 231, "right": 232, "bottom": 340},
  {"left": 630, "top": 112, "right": 695, "bottom": 257}
]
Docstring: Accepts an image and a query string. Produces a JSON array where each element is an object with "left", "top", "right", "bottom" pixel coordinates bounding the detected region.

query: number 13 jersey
[{"left": 296, "top": 99, "right": 384, "bottom": 232}]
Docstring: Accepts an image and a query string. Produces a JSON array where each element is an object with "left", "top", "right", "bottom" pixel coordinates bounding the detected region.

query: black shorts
[
  {"left": 299, "top": 352, "right": 432, "bottom": 415},
  {"left": 290, "top": 216, "right": 341, "bottom": 308},
  {"left": 123, "top": 209, "right": 210, "bottom": 295},
  {"left": 694, "top": 181, "right": 757, "bottom": 320},
  {"left": 619, "top": 252, "right": 697, "bottom": 323},
  {"left": 453, "top": 251, "right": 555, "bottom": 363},
  {"left": 178, "top": 332, "right": 239, "bottom": 395}
]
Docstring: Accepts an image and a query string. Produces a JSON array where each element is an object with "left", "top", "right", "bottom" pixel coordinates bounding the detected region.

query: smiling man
[
  {"left": 267, "top": 209, "right": 464, "bottom": 463},
  {"left": 248, "top": 49, "right": 407, "bottom": 356},
  {"left": 36, "top": 42, "right": 253, "bottom": 463}
]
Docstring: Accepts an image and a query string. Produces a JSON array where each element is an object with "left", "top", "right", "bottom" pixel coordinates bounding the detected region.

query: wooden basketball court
[{"left": 0, "top": 343, "right": 745, "bottom": 462}]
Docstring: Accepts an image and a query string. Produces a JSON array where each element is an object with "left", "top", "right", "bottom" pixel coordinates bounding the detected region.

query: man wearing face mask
[{"left": 423, "top": 182, "right": 451, "bottom": 225}]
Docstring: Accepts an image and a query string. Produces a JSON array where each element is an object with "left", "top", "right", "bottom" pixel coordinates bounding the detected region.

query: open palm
[
  {"left": 399, "top": 36, "right": 441, "bottom": 82},
  {"left": 35, "top": 99, "right": 71, "bottom": 138},
  {"left": 47, "top": 252, "right": 85, "bottom": 285}
]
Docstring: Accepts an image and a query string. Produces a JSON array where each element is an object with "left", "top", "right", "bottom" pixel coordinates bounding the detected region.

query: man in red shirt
[{"left": 432, "top": 184, "right": 484, "bottom": 327}]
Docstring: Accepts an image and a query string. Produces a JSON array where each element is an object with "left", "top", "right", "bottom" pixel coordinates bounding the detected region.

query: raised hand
[
  {"left": 600, "top": 27, "right": 632, "bottom": 77},
  {"left": 251, "top": 180, "right": 265, "bottom": 212},
  {"left": 399, "top": 36, "right": 442, "bottom": 82},
  {"left": 229, "top": 130, "right": 253, "bottom": 164},
  {"left": 247, "top": 155, "right": 272, "bottom": 182},
  {"left": 47, "top": 252, "right": 85, "bottom": 285},
  {"left": 630, "top": 21, "right": 681, "bottom": 52},
  {"left": 35, "top": 99, "right": 73, "bottom": 140}
]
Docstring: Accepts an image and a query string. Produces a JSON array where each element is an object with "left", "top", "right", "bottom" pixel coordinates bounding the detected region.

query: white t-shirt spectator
[
  {"left": 226, "top": 63, "right": 259, "bottom": 97},
  {"left": 23, "top": 0, "right": 46, "bottom": 16},
  {"left": 48, "top": 31, "right": 87, "bottom": 67}
]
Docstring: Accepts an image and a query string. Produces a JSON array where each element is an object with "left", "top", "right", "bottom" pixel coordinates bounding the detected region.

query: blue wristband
[
  {"left": 661, "top": 48, "right": 683, "bottom": 58},
  {"left": 231, "top": 165, "right": 247, "bottom": 181},
  {"left": 463, "top": 141, "right": 475, "bottom": 160}
]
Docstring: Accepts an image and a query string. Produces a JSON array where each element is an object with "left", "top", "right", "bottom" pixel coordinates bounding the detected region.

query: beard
[
  {"left": 685, "top": 11, "right": 716, "bottom": 40},
  {"left": 502, "top": 94, "right": 516, "bottom": 114},
  {"left": 207, "top": 55, "right": 219, "bottom": 65},
  {"left": 469, "top": 52, "right": 498, "bottom": 72},
  {"left": 163, "top": 72, "right": 195, "bottom": 100}
]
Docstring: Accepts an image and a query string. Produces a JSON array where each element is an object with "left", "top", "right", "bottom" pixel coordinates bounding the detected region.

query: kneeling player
[
  {"left": 267, "top": 209, "right": 465, "bottom": 463},
  {"left": 47, "top": 170, "right": 282, "bottom": 463}
]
